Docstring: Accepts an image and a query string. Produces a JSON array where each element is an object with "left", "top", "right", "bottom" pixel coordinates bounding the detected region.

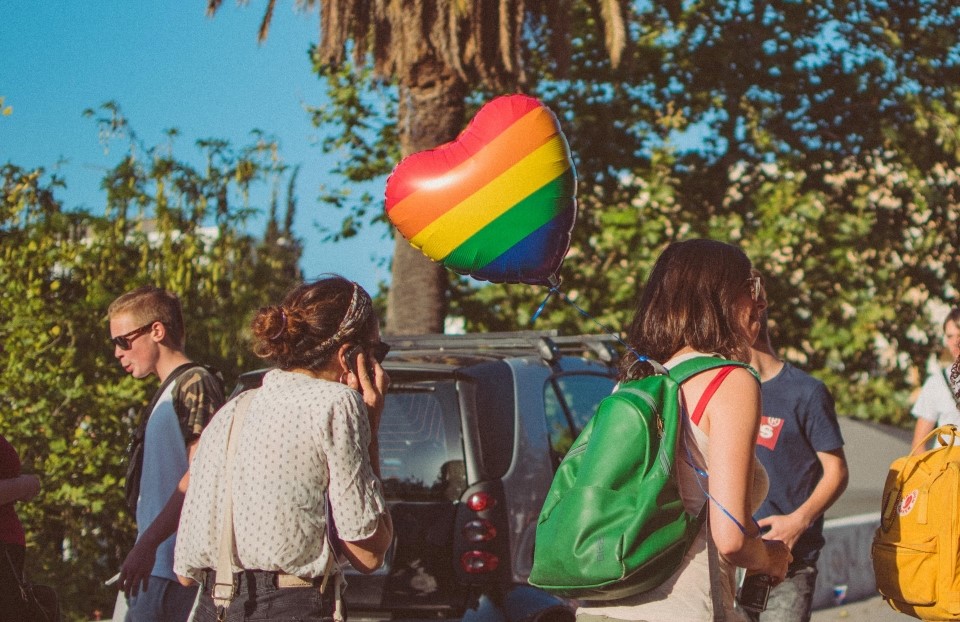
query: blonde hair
[{"left": 108, "top": 286, "right": 186, "bottom": 349}]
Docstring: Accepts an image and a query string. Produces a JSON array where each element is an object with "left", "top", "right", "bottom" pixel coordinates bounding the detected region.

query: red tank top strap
[{"left": 690, "top": 365, "right": 738, "bottom": 426}]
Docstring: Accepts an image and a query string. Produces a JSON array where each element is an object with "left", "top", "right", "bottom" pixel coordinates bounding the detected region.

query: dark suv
[{"left": 232, "top": 331, "right": 618, "bottom": 622}]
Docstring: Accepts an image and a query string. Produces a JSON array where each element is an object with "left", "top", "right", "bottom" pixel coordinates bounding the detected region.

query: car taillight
[
  {"left": 462, "top": 519, "right": 497, "bottom": 542},
  {"left": 461, "top": 550, "right": 500, "bottom": 574},
  {"left": 466, "top": 491, "right": 497, "bottom": 512}
]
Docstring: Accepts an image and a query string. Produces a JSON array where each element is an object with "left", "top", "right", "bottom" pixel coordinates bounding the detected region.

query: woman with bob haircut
[
  {"left": 175, "top": 275, "right": 393, "bottom": 622},
  {"left": 577, "top": 239, "right": 791, "bottom": 622}
]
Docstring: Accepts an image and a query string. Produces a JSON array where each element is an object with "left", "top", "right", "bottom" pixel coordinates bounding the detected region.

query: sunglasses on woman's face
[
  {"left": 746, "top": 275, "right": 764, "bottom": 302},
  {"left": 368, "top": 341, "right": 391, "bottom": 363},
  {"left": 110, "top": 321, "right": 157, "bottom": 350}
]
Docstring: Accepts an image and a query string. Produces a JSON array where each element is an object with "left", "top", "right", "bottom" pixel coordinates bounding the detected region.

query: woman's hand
[{"left": 347, "top": 351, "right": 390, "bottom": 433}]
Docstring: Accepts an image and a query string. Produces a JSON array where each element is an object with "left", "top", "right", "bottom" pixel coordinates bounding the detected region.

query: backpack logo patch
[
  {"left": 756, "top": 416, "right": 784, "bottom": 450},
  {"left": 898, "top": 490, "right": 918, "bottom": 517}
]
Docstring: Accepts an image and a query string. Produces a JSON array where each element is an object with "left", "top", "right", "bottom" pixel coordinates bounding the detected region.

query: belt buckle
[{"left": 276, "top": 573, "right": 314, "bottom": 589}]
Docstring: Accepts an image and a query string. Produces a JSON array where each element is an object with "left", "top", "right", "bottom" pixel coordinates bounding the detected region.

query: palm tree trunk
[{"left": 385, "top": 68, "right": 467, "bottom": 335}]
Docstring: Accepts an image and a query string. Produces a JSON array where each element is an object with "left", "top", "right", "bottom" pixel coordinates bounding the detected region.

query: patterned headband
[{"left": 315, "top": 282, "right": 372, "bottom": 354}]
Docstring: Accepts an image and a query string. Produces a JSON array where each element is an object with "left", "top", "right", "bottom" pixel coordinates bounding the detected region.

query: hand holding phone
[
  {"left": 736, "top": 573, "right": 772, "bottom": 613},
  {"left": 346, "top": 341, "right": 391, "bottom": 378},
  {"left": 343, "top": 341, "right": 392, "bottom": 436},
  {"left": 346, "top": 343, "right": 372, "bottom": 377}
]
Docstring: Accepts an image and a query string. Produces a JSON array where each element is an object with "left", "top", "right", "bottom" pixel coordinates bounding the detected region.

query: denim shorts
[
  {"left": 743, "top": 562, "right": 818, "bottom": 622},
  {"left": 194, "top": 570, "right": 337, "bottom": 622},
  {"left": 125, "top": 576, "right": 198, "bottom": 622}
]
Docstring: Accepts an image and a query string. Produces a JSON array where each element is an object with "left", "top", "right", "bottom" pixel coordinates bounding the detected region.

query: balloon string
[
  {"left": 530, "top": 288, "right": 557, "bottom": 323},
  {"left": 530, "top": 286, "right": 647, "bottom": 363}
]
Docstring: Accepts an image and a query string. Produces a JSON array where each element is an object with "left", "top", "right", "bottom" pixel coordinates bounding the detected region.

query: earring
[{"left": 339, "top": 371, "right": 349, "bottom": 385}]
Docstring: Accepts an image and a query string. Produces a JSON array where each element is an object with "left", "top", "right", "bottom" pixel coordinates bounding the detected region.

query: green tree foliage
[
  {"left": 0, "top": 103, "right": 302, "bottom": 620},
  {"left": 302, "top": 1, "right": 960, "bottom": 425}
]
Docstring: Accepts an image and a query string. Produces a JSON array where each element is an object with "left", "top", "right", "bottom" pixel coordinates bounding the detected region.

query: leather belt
[
  {"left": 202, "top": 569, "right": 325, "bottom": 591},
  {"left": 275, "top": 573, "right": 319, "bottom": 589}
]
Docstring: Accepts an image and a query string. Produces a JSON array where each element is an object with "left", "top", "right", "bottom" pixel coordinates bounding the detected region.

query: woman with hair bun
[{"left": 174, "top": 276, "right": 393, "bottom": 622}]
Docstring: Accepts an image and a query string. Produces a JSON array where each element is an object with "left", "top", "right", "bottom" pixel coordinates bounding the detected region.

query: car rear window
[
  {"left": 544, "top": 372, "right": 616, "bottom": 462},
  {"left": 378, "top": 381, "right": 465, "bottom": 502}
]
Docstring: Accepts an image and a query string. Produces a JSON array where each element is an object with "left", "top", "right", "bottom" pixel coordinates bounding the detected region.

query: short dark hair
[
  {"left": 108, "top": 286, "right": 186, "bottom": 349},
  {"left": 620, "top": 238, "right": 754, "bottom": 381}
]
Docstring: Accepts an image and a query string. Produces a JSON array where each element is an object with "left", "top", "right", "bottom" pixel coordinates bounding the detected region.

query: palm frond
[
  {"left": 206, "top": 0, "right": 224, "bottom": 17},
  {"left": 599, "top": 0, "right": 626, "bottom": 68},
  {"left": 319, "top": 0, "right": 349, "bottom": 67},
  {"left": 257, "top": 0, "right": 277, "bottom": 42},
  {"left": 442, "top": 0, "right": 468, "bottom": 81},
  {"left": 499, "top": 0, "right": 514, "bottom": 73},
  {"left": 351, "top": 0, "right": 372, "bottom": 67}
]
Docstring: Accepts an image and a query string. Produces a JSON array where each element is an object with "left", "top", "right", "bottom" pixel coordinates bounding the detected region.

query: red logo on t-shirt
[{"left": 756, "top": 416, "right": 784, "bottom": 450}]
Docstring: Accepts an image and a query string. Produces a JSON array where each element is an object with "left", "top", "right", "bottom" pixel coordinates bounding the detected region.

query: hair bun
[{"left": 268, "top": 308, "right": 288, "bottom": 340}]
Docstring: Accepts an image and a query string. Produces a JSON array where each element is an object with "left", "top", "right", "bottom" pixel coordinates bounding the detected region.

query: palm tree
[{"left": 208, "top": 0, "right": 628, "bottom": 334}]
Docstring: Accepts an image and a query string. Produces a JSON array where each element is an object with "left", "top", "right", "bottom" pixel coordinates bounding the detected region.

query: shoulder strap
[
  {"left": 171, "top": 364, "right": 225, "bottom": 440},
  {"left": 3, "top": 546, "right": 26, "bottom": 595},
  {"left": 213, "top": 389, "right": 257, "bottom": 610},
  {"left": 133, "top": 362, "right": 200, "bottom": 439},
  {"left": 691, "top": 366, "right": 738, "bottom": 426},
  {"left": 668, "top": 355, "right": 758, "bottom": 384},
  {"left": 674, "top": 356, "right": 763, "bottom": 539},
  {"left": 173, "top": 364, "right": 223, "bottom": 389}
]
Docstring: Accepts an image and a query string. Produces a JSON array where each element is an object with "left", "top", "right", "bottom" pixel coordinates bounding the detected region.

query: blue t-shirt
[
  {"left": 137, "top": 382, "right": 189, "bottom": 582},
  {"left": 754, "top": 362, "right": 845, "bottom": 564}
]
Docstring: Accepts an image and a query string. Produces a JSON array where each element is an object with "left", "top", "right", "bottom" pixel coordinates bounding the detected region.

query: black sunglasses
[
  {"left": 111, "top": 321, "right": 157, "bottom": 350},
  {"left": 368, "top": 341, "right": 391, "bottom": 363}
]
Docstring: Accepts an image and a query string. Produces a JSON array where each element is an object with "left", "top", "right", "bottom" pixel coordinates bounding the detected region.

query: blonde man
[{"left": 108, "top": 286, "right": 224, "bottom": 622}]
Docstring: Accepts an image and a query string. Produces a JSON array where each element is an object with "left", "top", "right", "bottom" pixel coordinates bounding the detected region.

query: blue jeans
[
  {"left": 193, "top": 570, "right": 337, "bottom": 622},
  {"left": 125, "top": 576, "right": 198, "bottom": 622},
  {"left": 744, "top": 562, "right": 818, "bottom": 622}
]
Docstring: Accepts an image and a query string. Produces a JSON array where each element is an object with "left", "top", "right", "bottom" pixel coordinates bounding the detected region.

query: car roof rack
[{"left": 386, "top": 330, "right": 622, "bottom": 365}]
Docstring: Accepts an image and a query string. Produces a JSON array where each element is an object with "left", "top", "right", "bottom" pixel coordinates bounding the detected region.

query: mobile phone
[
  {"left": 346, "top": 343, "right": 373, "bottom": 376},
  {"left": 736, "top": 573, "right": 772, "bottom": 613}
]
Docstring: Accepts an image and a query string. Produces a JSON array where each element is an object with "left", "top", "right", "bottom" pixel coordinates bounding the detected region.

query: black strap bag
[
  {"left": 4, "top": 546, "right": 61, "bottom": 622},
  {"left": 124, "top": 363, "right": 206, "bottom": 513}
]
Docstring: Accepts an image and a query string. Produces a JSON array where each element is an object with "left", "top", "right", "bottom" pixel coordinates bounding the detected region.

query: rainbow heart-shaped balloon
[{"left": 385, "top": 94, "right": 577, "bottom": 285}]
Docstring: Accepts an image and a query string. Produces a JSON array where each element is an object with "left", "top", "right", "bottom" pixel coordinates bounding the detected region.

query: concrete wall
[
  {"left": 813, "top": 512, "right": 881, "bottom": 610},
  {"left": 811, "top": 417, "right": 911, "bottom": 610}
]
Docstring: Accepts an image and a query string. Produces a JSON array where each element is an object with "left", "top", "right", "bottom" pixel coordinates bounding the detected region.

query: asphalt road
[{"left": 812, "top": 595, "right": 916, "bottom": 621}]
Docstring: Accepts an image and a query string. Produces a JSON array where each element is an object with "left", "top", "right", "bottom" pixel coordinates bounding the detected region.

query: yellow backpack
[{"left": 872, "top": 424, "right": 960, "bottom": 620}]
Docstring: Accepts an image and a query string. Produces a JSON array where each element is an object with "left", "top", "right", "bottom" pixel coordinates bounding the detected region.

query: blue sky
[{"left": 1, "top": 2, "right": 390, "bottom": 294}]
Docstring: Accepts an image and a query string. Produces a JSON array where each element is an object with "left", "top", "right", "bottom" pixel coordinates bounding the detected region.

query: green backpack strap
[
  {"left": 667, "top": 355, "right": 760, "bottom": 384},
  {"left": 668, "top": 354, "right": 761, "bottom": 538}
]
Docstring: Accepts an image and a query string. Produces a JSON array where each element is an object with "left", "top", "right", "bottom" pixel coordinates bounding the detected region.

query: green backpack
[{"left": 528, "top": 355, "right": 756, "bottom": 601}]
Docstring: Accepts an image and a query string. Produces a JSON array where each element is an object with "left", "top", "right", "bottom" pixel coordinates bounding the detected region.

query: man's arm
[
  {"left": 912, "top": 417, "right": 937, "bottom": 451},
  {"left": 757, "top": 448, "right": 849, "bottom": 550},
  {"left": 118, "top": 438, "right": 199, "bottom": 597}
]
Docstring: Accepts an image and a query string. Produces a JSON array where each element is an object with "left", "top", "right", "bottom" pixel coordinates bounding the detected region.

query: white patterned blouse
[{"left": 174, "top": 369, "right": 388, "bottom": 582}]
